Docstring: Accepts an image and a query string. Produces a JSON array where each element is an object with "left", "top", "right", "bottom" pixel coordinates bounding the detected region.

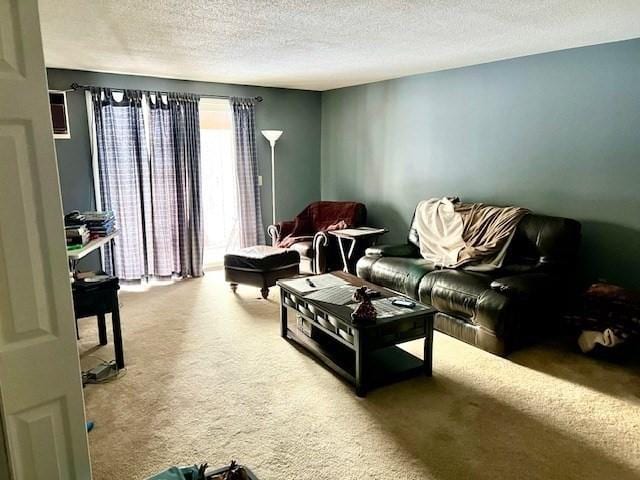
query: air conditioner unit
[{"left": 49, "top": 90, "right": 71, "bottom": 139}]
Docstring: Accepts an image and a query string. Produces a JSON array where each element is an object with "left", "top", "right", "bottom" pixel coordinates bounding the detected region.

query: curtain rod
[{"left": 68, "top": 82, "right": 263, "bottom": 102}]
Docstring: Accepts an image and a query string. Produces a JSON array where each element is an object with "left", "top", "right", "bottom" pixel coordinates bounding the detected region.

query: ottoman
[{"left": 224, "top": 246, "right": 300, "bottom": 299}]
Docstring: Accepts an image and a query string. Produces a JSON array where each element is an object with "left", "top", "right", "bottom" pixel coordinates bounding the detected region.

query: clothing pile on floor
[
  {"left": 564, "top": 283, "right": 640, "bottom": 353},
  {"left": 82, "top": 211, "right": 116, "bottom": 239}
]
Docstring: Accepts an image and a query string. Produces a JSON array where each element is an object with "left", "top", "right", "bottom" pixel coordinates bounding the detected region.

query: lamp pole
[
  {"left": 270, "top": 142, "right": 276, "bottom": 224},
  {"left": 261, "top": 130, "right": 283, "bottom": 225}
]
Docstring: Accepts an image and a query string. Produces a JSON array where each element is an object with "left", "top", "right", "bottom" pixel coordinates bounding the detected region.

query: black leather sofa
[{"left": 357, "top": 209, "right": 581, "bottom": 355}]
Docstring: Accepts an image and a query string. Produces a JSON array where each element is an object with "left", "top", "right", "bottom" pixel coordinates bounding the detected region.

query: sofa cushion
[
  {"left": 224, "top": 246, "right": 300, "bottom": 272},
  {"left": 357, "top": 256, "right": 436, "bottom": 298},
  {"left": 491, "top": 272, "right": 561, "bottom": 299},
  {"left": 289, "top": 240, "right": 314, "bottom": 259},
  {"left": 364, "top": 243, "right": 420, "bottom": 259},
  {"left": 419, "top": 270, "right": 491, "bottom": 316},
  {"left": 506, "top": 214, "right": 581, "bottom": 267},
  {"left": 435, "top": 311, "right": 507, "bottom": 356},
  {"left": 419, "top": 270, "right": 511, "bottom": 334}
]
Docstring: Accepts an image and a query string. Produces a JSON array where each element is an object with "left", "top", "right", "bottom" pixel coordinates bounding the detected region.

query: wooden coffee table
[{"left": 277, "top": 272, "right": 435, "bottom": 396}]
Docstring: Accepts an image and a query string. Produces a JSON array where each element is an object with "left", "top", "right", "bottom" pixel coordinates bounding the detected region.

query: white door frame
[{"left": 0, "top": 0, "right": 92, "bottom": 478}]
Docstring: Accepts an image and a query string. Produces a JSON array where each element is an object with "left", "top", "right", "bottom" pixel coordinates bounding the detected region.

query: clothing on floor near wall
[{"left": 565, "top": 283, "right": 640, "bottom": 352}]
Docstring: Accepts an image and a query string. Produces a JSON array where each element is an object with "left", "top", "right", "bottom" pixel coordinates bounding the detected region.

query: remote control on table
[{"left": 391, "top": 299, "right": 416, "bottom": 308}]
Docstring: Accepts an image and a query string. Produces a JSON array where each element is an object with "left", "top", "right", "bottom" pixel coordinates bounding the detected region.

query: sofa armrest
[
  {"left": 365, "top": 243, "right": 420, "bottom": 258},
  {"left": 266, "top": 224, "right": 279, "bottom": 246},
  {"left": 490, "top": 272, "right": 565, "bottom": 300},
  {"left": 312, "top": 231, "right": 330, "bottom": 273},
  {"left": 267, "top": 220, "right": 296, "bottom": 246}
]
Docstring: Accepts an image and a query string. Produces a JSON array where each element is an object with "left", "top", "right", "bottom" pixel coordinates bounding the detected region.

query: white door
[{"left": 0, "top": 0, "right": 92, "bottom": 478}]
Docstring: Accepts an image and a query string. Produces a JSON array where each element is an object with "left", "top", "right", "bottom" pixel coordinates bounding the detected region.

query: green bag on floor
[{"left": 148, "top": 465, "right": 202, "bottom": 480}]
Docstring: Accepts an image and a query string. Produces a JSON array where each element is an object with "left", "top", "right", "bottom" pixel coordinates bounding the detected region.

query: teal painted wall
[
  {"left": 321, "top": 39, "right": 640, "bottom": 287},
  {"left": 48, "top": 69, "right": 321, "bottom": 269}
]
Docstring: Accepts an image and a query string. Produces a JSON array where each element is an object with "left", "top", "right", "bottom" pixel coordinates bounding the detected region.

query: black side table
[{"left": 72, "top": 275, "right": 124, "bottom": 369}]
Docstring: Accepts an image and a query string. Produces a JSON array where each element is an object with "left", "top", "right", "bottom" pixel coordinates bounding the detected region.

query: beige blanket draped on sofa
[{"left": 414, "top": 197, "right": 529, "bottom": 271}]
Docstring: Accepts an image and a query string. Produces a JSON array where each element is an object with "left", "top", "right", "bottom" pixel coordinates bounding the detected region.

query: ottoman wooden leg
[
  {"left": 260, "top": 287, "right": 269, "bottom": 299},
  {"left": 230, "top": 283, "right": 238, "bottom": 293}
]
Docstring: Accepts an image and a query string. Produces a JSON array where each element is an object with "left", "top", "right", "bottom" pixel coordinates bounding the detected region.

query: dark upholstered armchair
[{"left": 268, "top": 201, "right": 367, "bottom": 274}]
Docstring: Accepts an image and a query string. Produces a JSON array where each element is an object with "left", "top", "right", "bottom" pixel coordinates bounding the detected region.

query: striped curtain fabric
[
  {"left": 91, "top": 88, "right": 150, "bottom": 280},
  {"left": 230, "top": 97, "right": 265, "bottom": 247},
  {"left": 90, "top": 88, "right": 203, "bottom": 280},
  {"left": 147, "top": 92, "right": 181, "bottom": 277},
  {"left": 168, "top": 93, "right": 203, "bottom": 277}
]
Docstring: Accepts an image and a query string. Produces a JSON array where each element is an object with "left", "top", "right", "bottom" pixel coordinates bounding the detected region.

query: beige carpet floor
[{"left": 78, "top": 270, "right": 640, "bottom": 480}]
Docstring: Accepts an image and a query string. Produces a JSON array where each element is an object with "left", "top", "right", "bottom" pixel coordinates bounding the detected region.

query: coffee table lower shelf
[{"left": 284, "top": 325, "right": 426, "bottom": 395}]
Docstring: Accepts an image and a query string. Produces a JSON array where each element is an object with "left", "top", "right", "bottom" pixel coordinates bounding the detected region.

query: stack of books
[
  {"left": 82, "top": 211, "right": 116, "bottom": 239},
  {"left": 65, "top": 225, "right": 90, "bottom": 250}
]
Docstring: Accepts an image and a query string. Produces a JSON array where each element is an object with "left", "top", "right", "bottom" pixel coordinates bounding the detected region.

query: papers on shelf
[{"left": 280, "top": 273, "right": 348, "bottom": 293}]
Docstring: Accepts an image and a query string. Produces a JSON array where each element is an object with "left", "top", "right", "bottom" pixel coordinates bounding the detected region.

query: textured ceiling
[{"left": 39, "top": 1, "right": 640, "bottom": 91}]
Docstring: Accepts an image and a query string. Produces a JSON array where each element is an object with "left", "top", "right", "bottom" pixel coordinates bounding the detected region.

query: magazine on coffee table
[
  {"left": 349, "top": 296, "right": 432, "bottom": 319},
  {"left": 305, "top": 284, "right": 358, "bottom": 305},
  {"left": 279, "top": 273, "right": 348, "bottom": 293}
]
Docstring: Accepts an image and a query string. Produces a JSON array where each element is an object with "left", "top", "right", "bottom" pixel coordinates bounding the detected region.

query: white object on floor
[{"left": 577, "top": 328, "right": 622, "bottom": 353}]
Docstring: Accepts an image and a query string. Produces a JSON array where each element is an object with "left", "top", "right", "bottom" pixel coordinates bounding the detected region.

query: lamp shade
[{"left": 261, "top": 130, "right": 283, "bottom": 145}]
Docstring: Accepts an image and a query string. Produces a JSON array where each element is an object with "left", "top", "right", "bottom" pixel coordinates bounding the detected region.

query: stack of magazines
[
  {"left": 82, "top": 211, "right": 116, "bottom": 239},
  {"left": 65, "top": 224, "right": 90, "bottom": 250},
  {"left": 64, "top": 211, "right": 90, "bottom": 250}
]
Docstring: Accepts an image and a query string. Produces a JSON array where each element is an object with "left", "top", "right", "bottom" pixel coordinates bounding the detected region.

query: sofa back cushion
[
  {"left": 300, "top": 201, "right": 367, "bottom": 233},
  {"left": 407, "top": 205, "right": 581, "bottom": 268},
  {"left": 408, "top": 211, "right": 421, "bottom": 247},
  {"left": 506, "top": 214, "right": 581, "bottom": 267}
]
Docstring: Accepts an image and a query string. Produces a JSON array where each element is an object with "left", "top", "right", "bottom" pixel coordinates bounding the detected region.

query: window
[
  {"left": 49, "top": 90, "right": 71, "bottom": 139},
  {"left": 199, "top": 98, "right": 239, "bottom": 267}
]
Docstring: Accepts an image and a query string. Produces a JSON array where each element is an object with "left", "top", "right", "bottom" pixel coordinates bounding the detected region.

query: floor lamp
[{"left": 261, "top": 130, "right": 283, "bottom": 225}]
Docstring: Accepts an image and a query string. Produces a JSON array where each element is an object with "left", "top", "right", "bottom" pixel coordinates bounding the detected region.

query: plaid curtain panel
[
  {"left": 230, "top": 97, "right": 265, "bottom": 247},
  {"left": 168, "top": 93, "right": 203, "bottom": 277},
  {"left": 147, "top": 93, "right": 181, "bottom": 277},
  {"left": 91, "top": 88, "right": 203, "bottom": 280},
  {"left": 91, "top": 88, "right": 149, "bottom": 280}
]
